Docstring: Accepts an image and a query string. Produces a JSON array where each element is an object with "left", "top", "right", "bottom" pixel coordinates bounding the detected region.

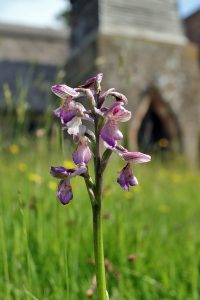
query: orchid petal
[
  {"left": 73, "top": 142, "right": 92, "bottom": 165},
  {"left": 121, "top": 152, "right": 151, "bottom": 164},
  {"left": 67, "top": 117, "right": 82, "bottom": 135},
  {"left": 57, "top": 179, "right": 73, "bottom": 205},
  {"left": 80, "top": 73, "right": 103, "bottom": 88},
  {"left": 50, "top": 166, "right": 72, "bottom": 178},
  {"left": 109, "top": 91, "right": 128, "bottom": 105},
  {"left": 117, "top": 164, "right": 138, "bottom": 191},
  {"left": 51, "top": 84, "right": 79, "bottom": 99},
  {"left": 101, "top": 121, "right": 123, "bottom": 147},
  {"left": 106, "top": 102, "right": 131, "bottom": 122}
]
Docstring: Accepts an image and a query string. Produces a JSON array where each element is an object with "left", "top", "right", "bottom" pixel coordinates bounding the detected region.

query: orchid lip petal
[
  {"left": 117, "top": 164, "right": 139, "bottom": 191},
  {"left": 57, "top": 179, "right": 73, "bottom": 205},
  {"left": 105, "top": 102, "right": 131, "bottom": 122}
]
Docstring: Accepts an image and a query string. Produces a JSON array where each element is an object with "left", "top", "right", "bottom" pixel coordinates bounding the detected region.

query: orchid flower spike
[
  {"left": 50, "top": 73, "right": 151, "bottom": 300},
  {"left": 50, "top": 73, "right": 151, "bottom": 203}
]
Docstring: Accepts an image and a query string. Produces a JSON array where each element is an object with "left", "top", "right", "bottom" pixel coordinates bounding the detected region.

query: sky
[
  {"left": 0, "top": 0, "right": 68, "bottom": 28},
  {"left": 0, "top": 0, "right": 200, "bottom": 28},
  {"left": 177, "top": 0, "right": 200, "bottom": 18}
]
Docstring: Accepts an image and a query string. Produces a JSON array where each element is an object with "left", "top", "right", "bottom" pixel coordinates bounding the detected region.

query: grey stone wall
[
  {"left": 0, "top": 23, "right": 69, "bottom": 112},
  {"left": 98, "top": 34, "right": 200, "bottom": 165},
  {"left": 99, "top": 0, "right": 185, "bottom": 44},
  {"left": 0, "top": 23, "right": 69, "bottom": 65}
]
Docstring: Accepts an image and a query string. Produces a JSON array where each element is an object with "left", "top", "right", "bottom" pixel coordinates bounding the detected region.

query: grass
[{"left": 0, "top": 137, "right": 200, "bottom": 299}]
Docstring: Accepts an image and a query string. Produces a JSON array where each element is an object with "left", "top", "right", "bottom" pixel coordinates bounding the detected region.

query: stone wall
[
  {"left": 0, "top": 23, "right": 69, "bottom": 112},
  {"left": 100, "top": 0, "right": 185, "bottom": 44},
  {"left": 97, "top": 34, "right": 200, "bottom": 165},
  {"left": 0, "top": 23, "right": 69, "bottom": 65}
]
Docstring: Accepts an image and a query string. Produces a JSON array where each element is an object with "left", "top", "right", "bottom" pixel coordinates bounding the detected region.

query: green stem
[
  {"left": 92, "top": 95, "right": 108, "bottom": 299},
  {"left": 92, "top": 201, "right": 107, "bottom": 300}
]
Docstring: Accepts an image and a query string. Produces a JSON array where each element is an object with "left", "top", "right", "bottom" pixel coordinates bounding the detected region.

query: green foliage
[{"left": 0, "top": 139, "right": 200, "bottom": 299}]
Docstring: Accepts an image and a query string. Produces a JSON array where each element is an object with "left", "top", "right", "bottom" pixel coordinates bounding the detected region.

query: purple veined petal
[
  {"left": 117, "top": 164, "right": 138, "bottom": 191},
  {"left": 73, "top": 142, "right": 92, "bottom": 165},
  {"left": 53, "top": 100, "right": 84, "bottom": 125},
  {"left": 57, "top": 179, "right": 73, "bottom": 205},
  {"left": 53, "top": 106, "right": 77, "bottom": 124},
  {"left": 106, "top": 102, "right": 131, "bottom": 122},
  {"left": 100, "top": 120, "right": 123, "bottom": 147},
  {"left": 121, "top": 152, "right": 151, "bottom": 164},
  {"left": 50, "top": 166, "right": 72, "bottom": 178},
  {"left": 61, "top": 110, "right": 77, "bottom": 124},
  {"left": 51, "top": 84, "right": 79, "bottom": 99}
]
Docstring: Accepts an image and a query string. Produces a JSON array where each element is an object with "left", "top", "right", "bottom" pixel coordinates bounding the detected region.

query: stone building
[
  {"left": 66, "top": 0, "right": 200, "bottom": 166},
  {"left": 0, "top": 23, "right": 69, "bottom": 112}
]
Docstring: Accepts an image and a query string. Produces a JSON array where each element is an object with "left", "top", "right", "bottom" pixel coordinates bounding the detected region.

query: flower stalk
[
  {"left": 49, "top": 74, "right": 151, "bottom": 299},
  {"left": 92, "top": 200, "right": 107, "bottom": 300}
]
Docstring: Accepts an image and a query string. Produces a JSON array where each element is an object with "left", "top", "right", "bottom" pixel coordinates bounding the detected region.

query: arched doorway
[{"left": 129, "top": 86, "right": 182, "bottom": 153}]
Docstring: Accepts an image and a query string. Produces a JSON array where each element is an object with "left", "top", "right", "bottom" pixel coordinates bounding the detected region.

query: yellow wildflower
[
  {"left": 9, "top": 144, "right": 19, "bottom": 154},
  {"left": 28, "top": 173, "right": 42, "bottom": 184},
  {"left": 63, "top": 160, "right": 75, "bottom": 169}
]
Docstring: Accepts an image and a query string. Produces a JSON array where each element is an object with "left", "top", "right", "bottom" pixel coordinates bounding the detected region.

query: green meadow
[{"left": 0, "top": 137, "right": 200, "bottom": 300}]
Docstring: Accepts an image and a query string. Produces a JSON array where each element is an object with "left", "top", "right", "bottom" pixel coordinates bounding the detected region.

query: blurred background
[{"left": 0, "top": 1, "right": 200, "bottom": 299}]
